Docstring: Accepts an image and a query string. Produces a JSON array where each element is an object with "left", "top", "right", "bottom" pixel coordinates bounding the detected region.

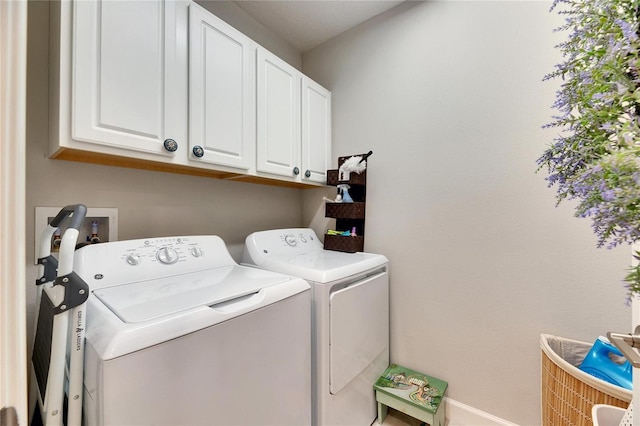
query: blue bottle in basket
[{"left": 578, "top": 336, "right": 633, "bottom": 390}]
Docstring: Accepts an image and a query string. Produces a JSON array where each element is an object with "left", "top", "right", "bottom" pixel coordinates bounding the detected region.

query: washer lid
[
  {"left": 250, "top": 250, "right": 388, "bottom": 283},
  {"left": 93, "top": 265, "right": 292, "bottom": 323}
]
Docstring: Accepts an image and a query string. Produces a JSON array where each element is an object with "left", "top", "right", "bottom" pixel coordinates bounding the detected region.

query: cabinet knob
[
  {"left": 192, "top": 145, "right": 204, "bottom": 158},
  {"left": 293, "top": 167, "right": 300, "bottom": 176},
  {"left": 305, "top": 170, "right": 311, "bottom": 178},
  {"left": 163, "top": 138, "right": 178, "bottom": 152}
]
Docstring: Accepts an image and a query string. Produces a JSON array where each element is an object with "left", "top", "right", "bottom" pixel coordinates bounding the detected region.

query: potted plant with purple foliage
[
  {"left": 538, "top": 0, "right": 640, "bottom": 297},
  {"left": 539, "top": 0, "right": 640, "bottom": 420}
]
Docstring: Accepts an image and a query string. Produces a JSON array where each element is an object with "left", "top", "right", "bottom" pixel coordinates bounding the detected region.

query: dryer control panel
[{"left": 244, "top": 228, "right": 323, "bottom": 260}]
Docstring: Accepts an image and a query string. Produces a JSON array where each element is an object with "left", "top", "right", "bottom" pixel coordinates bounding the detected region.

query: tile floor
[
  {"left": 381, "top": 407, "right": 463, "bottom": 426},
  {"left": 380, "top": 408, "right": 426, "bottom": 426}
]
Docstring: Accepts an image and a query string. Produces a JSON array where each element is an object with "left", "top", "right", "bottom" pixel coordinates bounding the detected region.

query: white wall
[
  {"left": 195, "top": 0, "right": 301, "bottom": 70},
  {"left": 303, "top": 2, "right": 632, "bottom": 424},
  {"left": 25, "top": 1, "right": 304, "bottom": 345},
  {"left": 1, "top": 1, "right": 28, "bottom": 422}
]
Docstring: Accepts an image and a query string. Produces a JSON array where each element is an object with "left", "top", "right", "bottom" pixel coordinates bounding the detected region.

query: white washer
[
  {"left": 74, "top": 235, "right": 311, "bottom": 425},
  {"left": 243, "top": 228, "right": 389, "bottom": 426}
]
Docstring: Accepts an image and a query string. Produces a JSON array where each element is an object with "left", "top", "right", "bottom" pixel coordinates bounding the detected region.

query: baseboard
[{"left": 445, "top": 398, "right": 518, "bottom": 426}]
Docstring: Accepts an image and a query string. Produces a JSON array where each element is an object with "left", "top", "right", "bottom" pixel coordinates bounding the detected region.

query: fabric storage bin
[
  {"left": 541, "top": 334, "right": 632, "bottom": 426},
  {"left": 325, "top": 202, "right": 366, "bottom": 219},
  {"left": 326, "top": 169, "right": 367, "bottom": 186},
  {"left": 323, "top": 234, "right": 364, "bottom": 253}
]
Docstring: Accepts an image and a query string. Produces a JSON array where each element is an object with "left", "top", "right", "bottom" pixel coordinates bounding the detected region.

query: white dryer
[
  {"left": 74, "top": 235, "right": 311, "bottom": 425},
  {"left": 243, "top": 228, "right": 389, "bottom": 426}
]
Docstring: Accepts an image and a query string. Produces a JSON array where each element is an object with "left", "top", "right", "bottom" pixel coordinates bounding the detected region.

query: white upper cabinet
[
  {"left": 188, "top": 3, "right": 256, "bottom": 172},
  {"left": 256, "top": 49, "right": 331, "bottom": 184},
  {"left": 302, "top": 77, "right": 332, "bottom": 184},
  {"left": 50, "top": 0, "right": 330, "bottom": 186},
  {"left": 70, "top": 0, "right": 188, "bottom": 159},
  {"left": 256, "top": 48, "right": 302, "bottom": 180}
]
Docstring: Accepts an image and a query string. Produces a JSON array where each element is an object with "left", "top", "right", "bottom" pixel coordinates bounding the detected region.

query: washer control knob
[
  {"left": 156, "top": 247, "right": 179, "bottom": 264},
  {"left": 190, "top": 247, "right": 204, "bottom": 257},
  {"left": 284, "top": 234, "right": 297, "bottom": 247},
  {"left": 299, "top": 234, "right": 307, "bottom": 243},
  {"left": 126, "top": 253, "right": 141, "bottom": 265}
]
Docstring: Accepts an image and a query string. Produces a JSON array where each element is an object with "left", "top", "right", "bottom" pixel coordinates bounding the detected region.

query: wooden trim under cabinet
[{"left": 51, "top": 148, "right": 320, "bottom": 189}]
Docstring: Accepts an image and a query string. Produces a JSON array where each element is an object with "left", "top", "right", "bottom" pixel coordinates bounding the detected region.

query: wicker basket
[
  {"left": 540, "top": 334, "right": 632, "bottom": 426},
  {"left": 323, "top": 234, "right": 364, "bottom": 253},
  {"left": 326, "top": 169, "right": 367, "bottom": 186},
  {"left": 325, "top": 202, "right": 366, "bottom": 219}
]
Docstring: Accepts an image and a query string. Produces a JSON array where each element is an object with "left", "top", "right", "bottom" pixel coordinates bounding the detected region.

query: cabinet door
[
  {"left": 302, "top": 77, "right": 331, "bottom": 184},
  {"left": 256, "top": 49, "right": 301, "bottom": 179},
  {"left": 73, "top": 1, "right": 185, "bottom": 157},
  {"left": 189, "top": 3, "right": 255, "bottom": 171}
]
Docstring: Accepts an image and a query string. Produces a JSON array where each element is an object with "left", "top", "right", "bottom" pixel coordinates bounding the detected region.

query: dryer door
[{"left": 329, "top": 270, "right": 389, "bottom": 394}]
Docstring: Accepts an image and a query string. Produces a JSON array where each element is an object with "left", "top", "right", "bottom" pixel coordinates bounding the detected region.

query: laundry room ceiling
[{"left": 231, "top": 0, "right": 405, "bottom": 52}]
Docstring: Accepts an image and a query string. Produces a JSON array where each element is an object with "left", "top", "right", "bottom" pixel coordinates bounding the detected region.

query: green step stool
[{"left": 373, "top": 364, "right": 448, "bottom": 426}]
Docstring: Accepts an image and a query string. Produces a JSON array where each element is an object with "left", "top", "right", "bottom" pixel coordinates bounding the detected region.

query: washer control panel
[
  {"left": 74, "top": 235, "right": 236, "bottom": 290},
  {"left": 120, "top": 237, "right": 205, "bottom": 267}
]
